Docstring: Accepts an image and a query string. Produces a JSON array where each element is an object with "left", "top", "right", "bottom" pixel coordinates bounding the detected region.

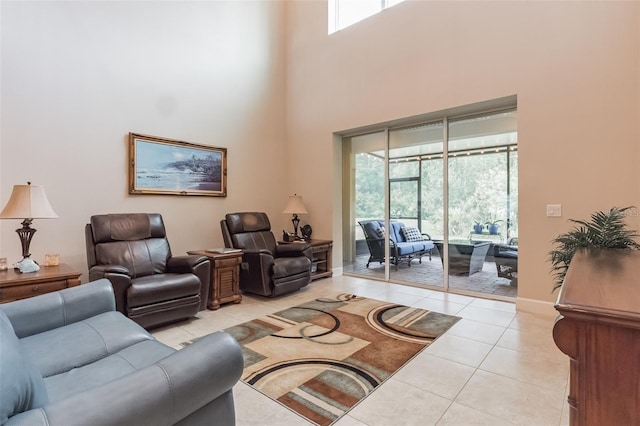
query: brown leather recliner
[
  {"left": 85, "top": 213, "right": 211, "bottom": 329},
  {"left": 220, "top": 212, "right": 312, "bottom": 297}
]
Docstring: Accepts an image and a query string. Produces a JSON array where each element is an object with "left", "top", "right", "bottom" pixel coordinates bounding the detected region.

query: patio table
[{"left": 433, "top": 240, "right": 491, "bottom": 276}]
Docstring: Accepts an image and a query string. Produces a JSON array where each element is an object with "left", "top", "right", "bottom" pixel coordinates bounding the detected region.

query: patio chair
[
  {"left": 493, "top": 237, "right": 518, "bottom": 285},
  {"left": 358, "top": 220, "right": 433, "bottom": 270}
]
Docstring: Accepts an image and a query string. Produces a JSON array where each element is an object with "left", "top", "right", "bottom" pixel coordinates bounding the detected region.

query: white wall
[
  {"left": 285, "top": 0, "right": 640, "bottom": 309},
  {"left": 2, "top": 0, "right": 638, "bottom": 310},
  {"left": 1, "top": 1, "right": 288, "bottom": 277}
]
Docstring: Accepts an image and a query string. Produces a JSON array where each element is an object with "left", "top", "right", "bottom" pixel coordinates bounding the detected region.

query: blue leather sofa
[
  {"left": 358, "top": 220, "right": 434, "bottom": 270},
  {"left": 0, "top": 279, "right": 243, "bottom": 426}
]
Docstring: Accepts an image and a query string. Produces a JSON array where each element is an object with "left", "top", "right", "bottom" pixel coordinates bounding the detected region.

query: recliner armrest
[
  {"left": 167, "top": 255, "right": 209, "bottom": 273},
  {"left": 4, "top": 332, "right": 244, "bottom": 426},
  {"left": 89, "top": 264, "right": 130, "bottom": 277},
  {"left": 275, "top": 243, "right": 311, "bottom": 259},
  {"left": 0, "top": 279, "right": 116, "bottom": 338}
]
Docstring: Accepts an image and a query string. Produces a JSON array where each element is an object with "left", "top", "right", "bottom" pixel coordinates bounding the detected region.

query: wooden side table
[
  {"left": 279, "top": 239, "right": 333, "bottom": 281},
  {"left": 0, "top": 264, "right": 82, "bottom": 303},
  {"left": 187, "top": 250, "right": 243, "bottom": 310}
]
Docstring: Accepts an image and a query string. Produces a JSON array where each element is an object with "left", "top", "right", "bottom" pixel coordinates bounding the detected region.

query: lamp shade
[
  {"left": 0, "top": 183, "right": 58, "bottom": 219},
  {"left": 283, "top": 195, "right": 308, "bottom": 215}
]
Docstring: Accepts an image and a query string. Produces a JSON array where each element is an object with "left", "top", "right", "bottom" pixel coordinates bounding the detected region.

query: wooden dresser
[
  {"left": 553, "top": 248, "right": 640, "bottom": 426},
  {"left": 0, "top": 264, "right": 82, "bottom": 303}
]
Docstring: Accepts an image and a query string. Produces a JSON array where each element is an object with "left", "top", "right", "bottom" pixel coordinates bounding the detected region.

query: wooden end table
[
  {"left": 278, "top": 239, "right": 333, "bottom": 281},
  {"left": 0, "top": 264, "right": 82, "bottom": 303},
  {"left": 187, "top": 250, "right": 243, "bottom": 310}
]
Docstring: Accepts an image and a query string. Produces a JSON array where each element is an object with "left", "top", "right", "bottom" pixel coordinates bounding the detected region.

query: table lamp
[
  {"left": 283, "top": 194, "right": 307, "bottom": 240},
  {"left": 0, "top": 182, "right": 59, "bottom": 273}
]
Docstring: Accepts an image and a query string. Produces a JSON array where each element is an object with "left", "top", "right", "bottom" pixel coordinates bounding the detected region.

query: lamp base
[{"left": 15, "top": 257, "right": 40, "bottom": 273}]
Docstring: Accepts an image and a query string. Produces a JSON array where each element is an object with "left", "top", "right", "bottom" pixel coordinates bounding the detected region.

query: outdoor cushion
[
  {"left": 401, "top": 226, "right": 423, "bottom": 242},
  {"left": 376, "top": 227, "right": 385, "bottom": 238}
]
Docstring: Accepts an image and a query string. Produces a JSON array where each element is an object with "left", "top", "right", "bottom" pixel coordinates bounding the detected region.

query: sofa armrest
[
  {"left": 421, "top": 233, "right": 432, "bottom": 240},
  {"left": 0, "top": 279, "right": 116, "bottom": 338},
  {"left": 4, "top": 332, "right": 243, "bottom": 426}
]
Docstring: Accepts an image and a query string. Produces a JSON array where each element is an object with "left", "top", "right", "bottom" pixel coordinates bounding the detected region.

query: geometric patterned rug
[{"left": 217, "top": 293, "right": 461, "bottom": 425}]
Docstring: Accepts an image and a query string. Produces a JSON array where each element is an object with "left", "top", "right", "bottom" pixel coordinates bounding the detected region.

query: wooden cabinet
[
  {"left": 553, "top": 248, "right": 640, "bottom": 426},
  {"left": 187, "top": 250, "right": 242, "bottom": 310},
  {"left": 0, "top": 264, "right": 82, "bottom": 303},
  {"left": 279, "top": 239, "right": 333, "bottom": 281}
]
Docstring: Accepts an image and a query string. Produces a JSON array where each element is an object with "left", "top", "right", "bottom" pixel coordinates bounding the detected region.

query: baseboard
[
  {"left": 515, "top": 296, "right": 558, "bottom": 318},
  {"left": 332, "top": 266, "right": 343, "bottom": 276}
]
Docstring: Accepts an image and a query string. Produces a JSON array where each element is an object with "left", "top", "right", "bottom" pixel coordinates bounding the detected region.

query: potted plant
[
  {"left": 549, "top": 206, "right": 640, "bottom": 292},
  {"left": 473, "top": 221, "right": 484, "bottom": 234},
  {"left": 485, "top": 219, "right": 503, "bottom": 235}
]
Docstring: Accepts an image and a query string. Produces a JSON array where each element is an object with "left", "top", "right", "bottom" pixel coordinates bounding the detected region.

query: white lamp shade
[
  {"left": 0, "top": 184, "right": 59, "bottom": 219},
  {"left": 283, "top": 195, "right": 308, "bottom": 215}
]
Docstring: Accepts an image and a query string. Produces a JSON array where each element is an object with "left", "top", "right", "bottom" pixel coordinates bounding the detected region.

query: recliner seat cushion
[
  {"left": 272, "top": 256, "right": 312, "bottom": 279},
  {"left": 127, "top": 274, "right": 201, "bottom": 308}
]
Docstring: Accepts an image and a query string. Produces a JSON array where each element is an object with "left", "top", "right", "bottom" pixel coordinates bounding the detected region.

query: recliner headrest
[
  {"left": 225, "top": 212, "right": 271, "bottom": 234},
  {"left": 90, "top": 213, "right": 166, "bottom": 243}
]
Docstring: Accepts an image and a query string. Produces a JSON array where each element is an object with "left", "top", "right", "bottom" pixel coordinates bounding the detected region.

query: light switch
[{"left": 547, "top": 204, "right": 562, "bottom": 217}]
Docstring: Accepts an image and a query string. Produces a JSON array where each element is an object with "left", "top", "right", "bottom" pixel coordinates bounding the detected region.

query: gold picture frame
[{"left": 129, "top": 133, "right": 227, "bottom": 197}]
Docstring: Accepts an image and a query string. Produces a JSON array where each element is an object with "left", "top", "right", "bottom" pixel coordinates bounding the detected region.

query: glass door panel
[
  {"left": 447, "top": 111, "right": 518, "bottom": 298},
  {"left": 343, "top": 131, "right": 388, "bottom": 278},
  {"left": 389, "top": 122, "right": 444, "bottom": 288}
]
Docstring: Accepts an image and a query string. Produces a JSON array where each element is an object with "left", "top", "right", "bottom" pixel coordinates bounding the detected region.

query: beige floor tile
[
  {"left": 333, "top": 415, "right": 369, "bottom": 426},
  {"left": 469, "top": 298, "right": 516, "bottom": 314},
  {"left": 424, "top": 334, "right": 493, "bottom": 367},
  {"left": 479, "top": 346, "right": 569, "bottom": 392},
  {"left": 151, "top": 325, "right": 197, "bottom": 349},
  {"left": 233, "top": 382, "right": 312, "bottom": 425},
  {"left": 348, "top": 378, "right": 452, "bottom": 426},
  {"left": 497, "top": 326, "right": 565, "bottom": 362},
  {"left": 412, "top": 297, "right": 467, "bottom": 315},
  {"left": 508, "top": 311, "right": 557, "bottom": 330},
  {"left": 394, "top": 353, "right": 476, "bottom": 400},
  {"left": 436, "top": 402, "right": 516, "bottom": 425},
  {"left": 447, "top": 318, "right": 507, "bottom": 345},
  {"left": 456, "top": 305, "right": 516, "bottom": 327},
  {"left": 426, "top": 291, "right": 476, "bottom": 305},
  {"left": 370, "top": 289, "right": 426, "bottom": 307},
  {"left": 179, "top": 312, "right": 243, "bottom": 337},
  {"left": 455, "top": 369, "right": 565, "bottom": 425}
]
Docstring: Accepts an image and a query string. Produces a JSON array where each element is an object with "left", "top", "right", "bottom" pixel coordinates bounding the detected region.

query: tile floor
[{"left": 152, "top": 275, "right": 569, "bottom": 426}]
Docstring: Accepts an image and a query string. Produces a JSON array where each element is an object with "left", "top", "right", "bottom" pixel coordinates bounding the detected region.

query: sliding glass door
[{"left": 342, "top": 107, "right": 517, "bottom": 299}]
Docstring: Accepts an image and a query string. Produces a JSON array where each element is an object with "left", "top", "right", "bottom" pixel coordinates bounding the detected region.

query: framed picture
[{"left": 129, "top": 133, "right": 227, "bottom": 197}]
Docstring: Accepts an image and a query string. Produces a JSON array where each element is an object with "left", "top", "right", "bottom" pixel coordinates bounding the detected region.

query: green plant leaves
[{"left": 549, "top": 206, "right": 640, "bottom": 292}]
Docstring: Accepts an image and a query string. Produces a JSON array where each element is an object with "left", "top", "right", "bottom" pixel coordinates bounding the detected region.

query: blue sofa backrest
[{"left": 361, "top": 220, "right": 406, "bottom": 243}]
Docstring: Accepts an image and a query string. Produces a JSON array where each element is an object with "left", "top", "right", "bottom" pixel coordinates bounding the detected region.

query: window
[{"left": 328, "top": 0, "right": 406, "bottom": 34}]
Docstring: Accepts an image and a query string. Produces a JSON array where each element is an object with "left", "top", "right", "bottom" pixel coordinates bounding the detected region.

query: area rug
[{"left": 187, "top": 294, "right": 460, "bottom": 425}]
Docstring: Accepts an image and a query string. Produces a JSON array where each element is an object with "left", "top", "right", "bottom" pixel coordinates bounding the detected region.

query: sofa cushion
[
  {"left": 401, "top": 226, "right": 423, "bottom": 242},
  {"left": 44, "top": 340, "right": 175, "bottom": 403},
  {"left": 387, "top": 221, "right": 405, "bottom": 243},
  {"left": 0, "top": 310, "right": 48, "bottom": 423},
  {"left": 19, "top": 311, "right": 154, "bottom": 378}
]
